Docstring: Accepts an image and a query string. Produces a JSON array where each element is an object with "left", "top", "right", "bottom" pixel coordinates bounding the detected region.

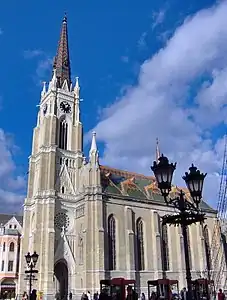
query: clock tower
[{"left": 17, "top": 15, "right": 98, "bottom": 300}]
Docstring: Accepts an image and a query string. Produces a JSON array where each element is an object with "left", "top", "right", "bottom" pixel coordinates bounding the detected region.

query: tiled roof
[
  {"left": 0, "top": 214, "right": 23, "bottom": 226},
  {"left": 100, "top": 165, "right": 215, "bottom": 212}
]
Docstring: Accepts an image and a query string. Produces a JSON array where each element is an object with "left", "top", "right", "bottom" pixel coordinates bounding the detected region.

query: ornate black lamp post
[
  {"left": 25, "top": 251, "right": 39, "bottom": 299},
  {"left": 151, "top": 154, "right": 207, "bottom": 300}
]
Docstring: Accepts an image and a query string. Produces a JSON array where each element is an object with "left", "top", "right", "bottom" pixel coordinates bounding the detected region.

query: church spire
[
  {"left": 156, "top": 137, "right": 161, "bottom": 162},
  {"left": 53, "top": 14, "right": 71, "bottom": 88},
  {"left": 89, "top": 131, "right": 99, "bottom": 164}
]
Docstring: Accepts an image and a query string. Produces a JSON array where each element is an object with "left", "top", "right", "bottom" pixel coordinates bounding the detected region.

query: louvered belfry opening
[{"left": 59, "top": 119, "right": 68, "bottom": 150}]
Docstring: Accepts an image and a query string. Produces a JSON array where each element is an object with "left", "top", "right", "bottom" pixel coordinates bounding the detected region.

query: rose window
[{"left": 54, "top": 212, "right": 70, "bottom": 230}]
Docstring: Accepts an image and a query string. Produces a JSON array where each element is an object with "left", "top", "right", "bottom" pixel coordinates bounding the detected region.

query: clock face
[
  {"left": 43, "top": 104, "right": 47, "bottom": 115},
  {"left": 60, "top": 101, "right": 71, "bottom": 113}
]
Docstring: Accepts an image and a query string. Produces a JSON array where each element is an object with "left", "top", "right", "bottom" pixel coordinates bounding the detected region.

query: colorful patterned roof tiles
[{"left": 99, "top": 164, "right": 214, "bottom": 212}]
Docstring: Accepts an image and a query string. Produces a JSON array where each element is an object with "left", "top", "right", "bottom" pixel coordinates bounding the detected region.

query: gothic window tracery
[
  {"left": 162, "top": 224, "right": 169, "bottom": 271},
  {"left": 54, "top": 212, "right": 70, "bottom": 230},
  {"left": 136, "top": 218, "right": 145, "bottom": 271},
  {"left": 59, "top": 119, "right": 68, "bottom": 150},
  {"left": 108, "top": 214, "right": 116, "bottom": 270}
]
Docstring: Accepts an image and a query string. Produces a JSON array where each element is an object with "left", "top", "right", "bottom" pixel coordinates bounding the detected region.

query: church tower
[{"left": 17, "top": 16, "right": 103, "bottom": 300}]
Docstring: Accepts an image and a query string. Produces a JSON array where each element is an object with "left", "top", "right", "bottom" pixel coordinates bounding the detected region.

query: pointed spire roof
[
  {"left": 74, "top": 76, "right": 80, "bottom": 99},
  {"left": 90, "top": 131, "right": 98, "bottom": 156},
  {"left": 53, "top": 14, "right": 71, "bottom": 88},
  {"left": 156, "top": 137, "right": 161, "bottom": 162},
  {"left": 89, "top": 131, "right": 99, "bottom": 165}
]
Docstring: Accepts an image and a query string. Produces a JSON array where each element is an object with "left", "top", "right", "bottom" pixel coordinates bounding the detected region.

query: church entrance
[{"left": 54, "top": 260, "right": 68, "bottom": 300}]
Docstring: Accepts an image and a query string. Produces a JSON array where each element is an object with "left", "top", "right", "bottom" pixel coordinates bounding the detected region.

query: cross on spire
[{"left": 53, "top": 14, "right": 71, "bottom": 88}]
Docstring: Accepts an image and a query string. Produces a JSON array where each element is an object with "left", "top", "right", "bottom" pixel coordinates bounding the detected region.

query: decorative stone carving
[
  {"left": 75, "top": 205, "right": 85, "bottom": 219},
  {"left": 54, "top": 212, "right": 70, "bottom": 230},
  {"left": 55, "top": 163, "right": 76, "bottom": 195}
]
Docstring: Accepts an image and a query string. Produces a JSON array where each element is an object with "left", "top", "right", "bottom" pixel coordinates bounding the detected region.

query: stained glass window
[
  {"left": 54, "top": 212, "right": 70, "bottom": 230},
  {"left": 136, "top": 218, "right": 145, "bottom": 271},
  {"left": 108, "top": 214, "right": 116, "bottom": 270}
]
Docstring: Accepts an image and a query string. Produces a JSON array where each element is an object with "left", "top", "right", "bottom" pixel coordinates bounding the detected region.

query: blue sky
[{"left": 0, "top": 0, "right": 225, "bottom": 212}]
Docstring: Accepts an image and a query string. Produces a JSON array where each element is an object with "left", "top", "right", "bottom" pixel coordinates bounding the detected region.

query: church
[{"left": 17, "top": 16, "right": 224, "bottom": 300}]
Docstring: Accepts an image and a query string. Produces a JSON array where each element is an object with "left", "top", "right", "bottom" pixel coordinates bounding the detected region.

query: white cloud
[
  {"left": 23, "top": 49, "right": 44, "bottom": 59},
  {"left": 121, "top": 56, "right": 129, "bottom": 63},
  {"left": 152, "top": 9, "right": 166, "bottom": 30},
  {"left": 137, "top": 32, "right": 148, "bottom": 51},
  {"left": 90, "top": 1, "right": 227, "bottom": 207},
  {"left": 0, "top": 128, "right": 25, "bottom": 211},
  {"left": 23, "top": 49, "right": 52, "bottom": 84},
  {"left": 36, "top": 58, "right": 52, "bottom": 80}
]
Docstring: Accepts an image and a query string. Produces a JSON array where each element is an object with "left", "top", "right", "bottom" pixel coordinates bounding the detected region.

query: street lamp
[
  {"left": 25, "top": 252, "right": 39, "bottom": 299},
  {"left": 151, "top": 154, "right": 207, "bottom": 300}
]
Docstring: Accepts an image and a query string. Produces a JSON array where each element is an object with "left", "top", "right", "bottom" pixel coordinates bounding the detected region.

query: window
[
  {"left": 108, "top": 214, "right": 116, "bottom": 270},
  {"left": 61, "top": 186, "right": 65, "bottom": 194},
  {"left": 186, "top": 227, "right": 192, "bottom": 269},
  {"left": 78, "top": 236, "right": 83, "bottom": 265},
  {"left": 203, "top": 225, "right": 211, "bottom": 271},
  {"left": 162, "top": 224, "right": 170, "bottom": 271},
  {"left": 59, "top": 119, "right": 68, "bottom": 150},
  {"left": 9, "top": 242, "right": 14, "bottom": 252},
  {"left": 1, "top": 260, "right": 4, "bottom": 271},
  {"left": 136, "top": 218, "right": 145, "bottom": 271},
  {"left": 9, "top": 225, "right": 12, "bottom": 229},
  {"left": 14, "top": 225, "right": 17, "bottom": 229},
  {"left": 3, "top": 242, "right": 5, "bottom": 252},
  {"left": 8, "top": 261, "right": 13, "bottom": 272}
]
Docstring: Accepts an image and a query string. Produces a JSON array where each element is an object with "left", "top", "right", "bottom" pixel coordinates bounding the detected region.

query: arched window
[
  {"left": 136, "top": 218, "right": 145, "bottom": 271},
  {"left": 59, "top": 119, "right": 68, "bottom": 150},
  {"left": 108, "top": 214, "right": 116, "bottom": 270},
  {"left": 61, "top": 186, "right": 65, "bottom": 194},
  {"left": 203, "top": 225, "right": 211, "bottom": 271},
  {"left": 162, "top": 224, "right": 169, "bottom": 271},
  {"left": 78, "top": 236, "right": 83, "bottom": 265},
  {"left": 9, "top": 242, "right": 14, "bottom": 252},
  {"left": 3, "top": 242, "right": 5, "bottom": 252},
  {"left": 186, "top": 227, "right": 192, "bottom": 269}
]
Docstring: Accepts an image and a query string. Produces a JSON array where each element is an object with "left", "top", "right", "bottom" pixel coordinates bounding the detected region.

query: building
[
  {"left": 17, "top": 16, "right": 226, "bottom": 300},
  {"left": 0, "top": 214, "right": 22, "bottom": 298}
]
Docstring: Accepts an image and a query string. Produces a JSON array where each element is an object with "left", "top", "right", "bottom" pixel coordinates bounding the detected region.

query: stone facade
[{"left": 17, "top": 17, "right": 226, "bottom": 300}]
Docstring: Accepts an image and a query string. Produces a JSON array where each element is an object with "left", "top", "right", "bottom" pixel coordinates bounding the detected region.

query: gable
[
  {"left": 0, "top": 214, "right": 23, "bottom": 227},
  {"left": 55, "top": 163, "right": 76, "bottom": 194},
  {"left": 4, "top": 216, "right": 22, "bottom": 234},
  {"left": 54, "top": 232, "right": 76, "bottom": 273}
]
